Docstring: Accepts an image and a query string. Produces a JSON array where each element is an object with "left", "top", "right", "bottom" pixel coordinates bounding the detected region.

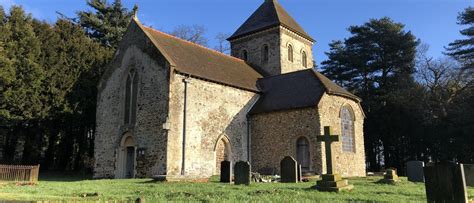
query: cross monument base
[{"left": 313, "top": 174, "right": 353, "bottom": 192}]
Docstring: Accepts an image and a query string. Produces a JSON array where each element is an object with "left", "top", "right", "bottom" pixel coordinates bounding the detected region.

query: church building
[{"left": 94, "top": 0, "right": 366, "bottom": 180}]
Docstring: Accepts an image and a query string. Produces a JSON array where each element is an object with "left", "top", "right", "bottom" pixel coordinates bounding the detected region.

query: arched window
[
  {"left": 288, "top": 44, "right": 293, "bottom": 62},
  {"left": 341, "top": 106, "right": 355, "bottom": 152},
  {"left": 241, "top": 50, "right": 248, "bottom": 61},
  {"left": 296, "top": 137, "right": 310, "bottom": 171},
  {"left": 124, "top": 69, "right": 138, "bottom": 125},
  {"left": 262, "top": 44, "right": 269, "bottom": 64},
  {"left": 302, "top": 51, "right": 308, "bottom": 68}
]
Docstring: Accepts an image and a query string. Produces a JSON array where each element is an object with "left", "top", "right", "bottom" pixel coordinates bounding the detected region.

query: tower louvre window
[
  {"left": 288, "top": 44, "right": 293, "bottom": 62},
  {"left": 262, "top": 45, "right": 269, "bottom": 64},
  {"left": 302, "top": 51, "right": 308, "bottom": 68},
  {"left": 242, "top": 50, "right": 248, "bottom": 61}
]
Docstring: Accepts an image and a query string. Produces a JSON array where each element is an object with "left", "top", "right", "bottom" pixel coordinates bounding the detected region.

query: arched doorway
[
  {"left": 116, "top": 133, "right": 136, "bottom": 179},
  {"left": 214, "top": 137, "right": 231, "bottom": 175},
  {"left": 296, "top": 137, "right": 310, "bottom": 172}
]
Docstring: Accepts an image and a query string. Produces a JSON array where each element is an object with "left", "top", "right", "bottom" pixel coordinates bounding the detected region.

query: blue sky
[{"left": 0, "top": 0, "right": 472, "bottom": 65}]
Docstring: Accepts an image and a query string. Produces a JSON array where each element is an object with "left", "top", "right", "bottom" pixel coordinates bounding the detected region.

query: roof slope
[
  {"left": 228, "top": 0, "right": 313, "bottom": 41},
  {"left": 137, "top": 20, "right": 263, "bottom": 91},
  {"left": 249, "top": 69, "right": 360, "bottom": 114}
]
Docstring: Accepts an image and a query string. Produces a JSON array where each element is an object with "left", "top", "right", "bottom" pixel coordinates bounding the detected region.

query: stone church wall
[
  {"left": 230, "top": 28, "right": 281, "bottom": 76},
  {"left": 279, "top": 27, "right": 314, "bottom": 73},
  {"left": 250, "top": 108, "right": 323, "bottom": 175},
  {"left": 167, "top": 73, "right": 258, "bottom": 178},
  {"left": 317, "top": 93, "right": 366, "bottom": 177},
  {"left": 94, "top": 22, "right": 170, "bottom": 178}
]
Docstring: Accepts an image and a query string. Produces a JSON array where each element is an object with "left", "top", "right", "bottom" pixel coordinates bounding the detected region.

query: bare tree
[
  {"left": 416, "top": 43, "right": 472, "bottom": 117},
  {"left": 214, "top": 32, "right": 230, "bottom": 54},
  {"left": 169, "top": 24, "right": 208, "bottom": 46}
]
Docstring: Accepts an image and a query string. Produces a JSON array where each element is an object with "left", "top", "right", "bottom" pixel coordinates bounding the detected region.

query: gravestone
[
  {"left": 220, "top": 160, "right": 232, "bottom": 183},
  {"left": 424, "top": 162, "right": 468, "bottom": 203},
  {"left": 464, "top": 164, "right": 474, "bottom": 187},
  {"left": 314, "top": 126, "right": 353, "bottom": 192},
  {"left": 297, "top": 164, "right": 302, "bottom": 182},
  {"left": 234, "top": 161, "right": 251, "bottom": 185},
  {"left": 280, "top": 156, "right": 298, "bottom": 183},
  {"left": 407, "top": 161, "right": 425, "bottom": 182},
  {"left": 378, "top": 168, "right": 400, "bottom": 184}
]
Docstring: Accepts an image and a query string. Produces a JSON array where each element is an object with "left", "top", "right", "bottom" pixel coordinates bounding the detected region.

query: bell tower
[{"left": 228, "top": 0, "right": 315, "bottom": 76}]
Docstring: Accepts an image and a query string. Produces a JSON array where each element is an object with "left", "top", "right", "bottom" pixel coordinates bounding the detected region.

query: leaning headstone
[
  {"left": 424, "top": 162, "right": 468, "bottom": 203},
  {"left": 464, "top": 164, "right": 474, "bottom": 187},
  {"left": 220, "top": 160, "right": 232, "bottom": 183},
  {"left": 234, "top": 161, "right": 251, "bottom": 185},
  {"left": 407, "top": 161, "right": 425, "bottom": 182},
  {"left": 297, "top": 164, "right": 302, "bottom": 182},
  {"left": 378, "top": 168, "right": 400, "bottom": 184},
  {"left": 280, "top": 156, "right": 298, "bottom": 183}
]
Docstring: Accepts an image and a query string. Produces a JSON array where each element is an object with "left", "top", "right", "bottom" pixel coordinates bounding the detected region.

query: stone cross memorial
[
  {"left": 314, "top": 126, "right": 353, "bottom": 192},
  {"left": 234, "top": 161, "right": 251, "bottom": 185},
  {"left": 280, "top": 156, "right": 298, "bottom": 183},
  {"left": 406, "top": 161, "right": 425, "bottom": 182},
  {"left": 424, "top": 162, "right": 469, "bottom": 203},
  {"left": 220, "top": 160, "right": 232, "bottom": 183},
  {"left": 378, "top": 168, "right": 400, "bottom": 184}
]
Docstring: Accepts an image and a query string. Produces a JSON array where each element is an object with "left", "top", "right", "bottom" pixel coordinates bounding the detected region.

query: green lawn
[{"left": 0, "top": 175, "right": 473, "bottom": 202}]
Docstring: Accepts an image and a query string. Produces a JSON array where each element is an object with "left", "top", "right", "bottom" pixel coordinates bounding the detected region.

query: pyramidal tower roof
[{"left": 228, "top": 0, "right": 314, "bottom": 42}]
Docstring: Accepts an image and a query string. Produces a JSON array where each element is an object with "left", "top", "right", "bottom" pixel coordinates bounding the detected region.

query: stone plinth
[
  {"left": 378, "top": 169, "right": 401, "bottom": 184},
  {"left": 314, "top": 174, "right": 353, "bottom": 192}
]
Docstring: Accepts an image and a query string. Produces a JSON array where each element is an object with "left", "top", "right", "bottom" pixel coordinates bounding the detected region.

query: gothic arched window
[
  {"left": 262, "top": 44, "right": 269, "bottom": 64},
  {"left": 288, "top": 44, "right": 293, "bottom": 62},
  {"left": 242, "top": 50, "right": 248, "bottom": 61},
  {"left": 296, "top": 137, "right": 310, "bottom": 171},
  {"left": 124, "top": 69, "right": 138, "bottom": 125},
  {"left": 341, "top": 106, "right": 355, "bottom": 152},
  {"left": 302, "top": 51, "right": 308, "bottom": 68}
]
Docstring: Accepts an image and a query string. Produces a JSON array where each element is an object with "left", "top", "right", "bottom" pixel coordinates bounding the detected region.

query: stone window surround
[
  {"left": 287, "top": 43, "right": 294, "bottom": 62},
  {"left": 339, "top": 104, "right": 356, "bottom": 153},
  {"left": 241, "top": 49, "right": 249, "bottom": 61},
  {"left": 261, "top": 44, "right": 270, "bottom": 64},
  {"left": 301, "top": 50, "right": 308, "bottom": 68}
]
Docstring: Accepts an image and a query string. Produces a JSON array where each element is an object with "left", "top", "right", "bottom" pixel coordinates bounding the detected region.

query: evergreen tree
[
  {"left": 320, "top": 17, "right": 420, "bottom": 171},
  {"left": 76, "top": 0, "right": 137, "bottom": 48},
  {"left": 446, "top": 7, "right": 474, "bottom": 72}
]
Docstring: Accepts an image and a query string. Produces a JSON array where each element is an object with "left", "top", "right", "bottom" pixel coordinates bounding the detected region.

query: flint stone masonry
[
  {"left": 167, "top": 73, "right": 257, "bottom": 178},
  {"left": 251, "top": 93, "right": 365, "bottom": 177},
  {"left": 230, "top": 27, "right": 313, "bottom": 76},
  {"left": 94, "top": 22, "right": 169, "bottom": 178},
  {"left": 317, "top": 93, "right": 366, "bottom": 177}
]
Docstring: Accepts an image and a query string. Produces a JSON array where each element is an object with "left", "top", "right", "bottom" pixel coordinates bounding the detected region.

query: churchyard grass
[{"left": 0, "top": 175, "right": 473, "bottom": 202}]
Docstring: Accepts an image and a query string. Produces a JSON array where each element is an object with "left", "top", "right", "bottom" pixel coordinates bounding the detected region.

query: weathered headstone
[
  {"left": 297, "top": 164, "right": 303, "bottom": 182},
  {"left": 407, "top": 161, "right": 425, "bottom": 182},
  {"left": 464, "top": 164, "right": 474, "bottom": 187},
  {"left": 280, "top": 156, "right": 298, "bottom": 183},
  {"left": 234, "top": 161, "right": 251, "bottom": 185},
  {"left": 314, "top": 126, "right": 353, "bottom": 192},
  {"left": 378, "top": 168, "right": 400, "bottom": 184},
  {"left": 220, "top": 160, "right": 232, "bottom": 183},
  {"left": 424, "top": 162, "right": 468, "bottom": 203}
]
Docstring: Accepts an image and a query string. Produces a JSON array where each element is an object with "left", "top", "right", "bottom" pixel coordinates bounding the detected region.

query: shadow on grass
[{"left": 39, "top": 171, "right": 92, "bottom": 182}]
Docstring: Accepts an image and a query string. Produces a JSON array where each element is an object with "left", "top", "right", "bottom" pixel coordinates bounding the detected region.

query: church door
[
  {"left": 215, "top": 138, "right": 229, "bottom": 174},
  {"left": 296, "top": 137, "right": 310, "bottom": 172},
  {"left": 125, "top": 146, "right": 135, "bottom": 178}
]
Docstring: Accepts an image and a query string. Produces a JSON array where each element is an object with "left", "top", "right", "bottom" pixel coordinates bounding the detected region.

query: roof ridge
[{"left": 142, "top": 26, "right": 247, "bottom": 64}]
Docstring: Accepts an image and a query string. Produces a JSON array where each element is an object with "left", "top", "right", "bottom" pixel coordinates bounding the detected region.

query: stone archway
[
  {"left": 296, "top": 136, "right": 311, "bottom": 172},
  {"left": 116, "top": 132, "right": 136, "bottom": 179},
  {"left": 214, "top": 136, "right": 232, "bottom": 175}
]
